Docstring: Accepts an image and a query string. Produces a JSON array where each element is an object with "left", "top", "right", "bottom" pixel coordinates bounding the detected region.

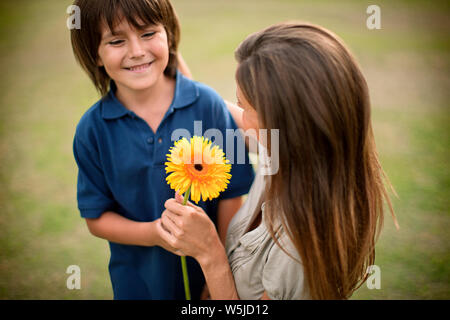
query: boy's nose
[{"left": 128, "top": 39, "right": 145, "bottom": 59}]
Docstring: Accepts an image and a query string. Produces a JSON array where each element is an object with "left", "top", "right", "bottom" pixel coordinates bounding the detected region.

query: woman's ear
[{"left": 97, "top": 57, "right": 104, "bottom": 67}]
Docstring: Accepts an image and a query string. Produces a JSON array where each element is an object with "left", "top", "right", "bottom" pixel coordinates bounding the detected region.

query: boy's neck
[{"left": 114, "top": 74, "right": 175, "bottom": 113}]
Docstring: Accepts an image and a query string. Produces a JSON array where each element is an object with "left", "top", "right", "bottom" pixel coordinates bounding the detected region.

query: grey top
[{"left": 225, "top": 167, "right": 309, "bottom": 300}]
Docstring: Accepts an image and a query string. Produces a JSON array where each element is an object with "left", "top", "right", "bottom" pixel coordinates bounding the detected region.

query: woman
[{"left": 156, "top": 22, "right": 398, "bottom": 300}]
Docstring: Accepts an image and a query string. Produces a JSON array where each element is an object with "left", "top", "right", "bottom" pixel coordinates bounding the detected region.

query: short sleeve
[
  {"left": 73, "top": 133, "right": 116, "bottom": 219},
  {"left": 211, "top": 99, "right": 255, "bottom": 200},
  {"left": 262, "top": 235, "right": 307, "bottom": 300}
]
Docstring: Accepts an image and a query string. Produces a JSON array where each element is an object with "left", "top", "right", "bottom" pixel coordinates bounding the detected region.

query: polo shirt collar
[
  {"left": 101, "top": 81, "right": 128, "bottom": 120},
  {"left": 171, "top": 70, "right": 199, "bottom": 109},
  {"left": 101, "top": 70, "right": 199, "bottom": 120}
]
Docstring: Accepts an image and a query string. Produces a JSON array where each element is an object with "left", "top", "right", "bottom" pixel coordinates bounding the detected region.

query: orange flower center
[{"left": 194, "top": 164, "right": 203, "bottom": 171}]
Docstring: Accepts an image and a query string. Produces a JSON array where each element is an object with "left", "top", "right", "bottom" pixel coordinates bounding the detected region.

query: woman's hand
[
  {"left": 157, "top": 193, "right": 240, "bottom": 300},
  {"left": 200, "top": 284, "right": 211, "bottom": 300},
  {"left": 156, "top": 193, "right": 223, "bottom": 266}
]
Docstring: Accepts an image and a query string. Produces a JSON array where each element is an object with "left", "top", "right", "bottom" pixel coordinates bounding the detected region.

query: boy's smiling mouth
[{"left": 124, "top": 61, "right": 153, "bottom": 72}]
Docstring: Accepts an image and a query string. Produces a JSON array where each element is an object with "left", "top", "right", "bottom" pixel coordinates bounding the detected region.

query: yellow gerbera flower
[{"left": 165, "top": 136, "right": 232, "bottom": 204}]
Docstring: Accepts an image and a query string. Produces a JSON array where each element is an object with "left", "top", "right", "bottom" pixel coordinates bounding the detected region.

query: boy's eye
[
  {"left": 109, "top": 39, "right": 124, "bottom": 45},
  {"left": 142, "top": 32, "right": 156, "bottom": 38}
]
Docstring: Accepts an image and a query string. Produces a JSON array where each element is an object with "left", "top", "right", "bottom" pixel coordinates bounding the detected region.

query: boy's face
[{"left": 97, "top": 18, "right": 170, "bottom": 93}]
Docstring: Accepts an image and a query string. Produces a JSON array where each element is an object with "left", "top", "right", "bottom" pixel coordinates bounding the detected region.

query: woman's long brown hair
[{"left": 235, "top": 22, "right": 398, "bottom": 299}]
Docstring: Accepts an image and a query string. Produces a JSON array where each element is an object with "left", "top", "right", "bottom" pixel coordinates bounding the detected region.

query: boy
[{"left": 71, "top": 0, "right": 254, "bottom": 299}]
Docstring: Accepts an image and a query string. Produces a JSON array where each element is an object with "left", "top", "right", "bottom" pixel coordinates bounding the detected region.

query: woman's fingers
[
  {"left": 165, "top": 198, "right": 197, "bottom": 216},
  {"left": 175, "top": 192, "right": 198, "bottom": 209},
  {"left": 161, "top": 210, "right": 183, "bottom": 236},
  {"left": 175, "top": 192, "right": 184, "bottom": 204}
]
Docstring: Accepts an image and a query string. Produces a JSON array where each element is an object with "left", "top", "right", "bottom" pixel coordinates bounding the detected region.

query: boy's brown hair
[{"left": 70, "top": 0, "right": 180, "bottom": 96}]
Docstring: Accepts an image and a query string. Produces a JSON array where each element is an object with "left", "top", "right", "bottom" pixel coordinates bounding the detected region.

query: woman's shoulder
[
  {"left": 262, "top": 201, "right": 301, "bottom": 264},
  {"left": 262, "top": 226, "right": 308, "bottom": 299},
  {"left": 257, "top": 198, "right": 310, "bottom": 299},
  {"left": 266, "top": 228, "right": 301, "bottom": 264}
]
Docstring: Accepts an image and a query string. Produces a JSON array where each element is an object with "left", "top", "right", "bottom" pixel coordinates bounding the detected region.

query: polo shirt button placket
[{"left": 147, "top": 137, "right": 154, "bottom": 144}]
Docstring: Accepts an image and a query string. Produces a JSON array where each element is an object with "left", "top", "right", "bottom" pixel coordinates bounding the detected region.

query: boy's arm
[
  {"left": 216, "top": 197, "right": 244, "bottom": 245},
  {"left": 74, "top": 130, "right": 176, "bottom": 250},
  {"left": 85, "top": 211, "right": 175, "bottom": 251}
]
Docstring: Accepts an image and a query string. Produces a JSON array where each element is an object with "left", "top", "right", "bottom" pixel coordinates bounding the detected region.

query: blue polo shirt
[{"left": 73, "top": 71, "right": 255, "bottom": 300}]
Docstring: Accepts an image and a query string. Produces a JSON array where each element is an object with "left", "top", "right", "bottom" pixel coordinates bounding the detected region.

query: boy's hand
[{"left": 153, "top": 218, "right": 185, "bottom": 255}]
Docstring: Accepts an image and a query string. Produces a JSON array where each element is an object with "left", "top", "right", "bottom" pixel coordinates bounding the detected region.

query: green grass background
[{"left": 0, "top": 0, "right": 448, "bottom": 299}]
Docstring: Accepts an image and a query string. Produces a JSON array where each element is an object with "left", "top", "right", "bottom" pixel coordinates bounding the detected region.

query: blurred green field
[{"left": 0, "top": 0, "right": 448, "bottom": 299}]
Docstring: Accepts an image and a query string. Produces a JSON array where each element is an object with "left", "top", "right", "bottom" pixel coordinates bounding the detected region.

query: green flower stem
[
  {"left": 181, "top": 185, "right": 191, "bottom": 300},
  {"left": 182, "top": 185, "right": 191, "bottom": 206}
]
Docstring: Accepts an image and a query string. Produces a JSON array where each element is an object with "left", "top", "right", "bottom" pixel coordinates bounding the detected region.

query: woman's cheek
[{"left": 243, "top": 109, "right": 259, "bottom": 132}]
